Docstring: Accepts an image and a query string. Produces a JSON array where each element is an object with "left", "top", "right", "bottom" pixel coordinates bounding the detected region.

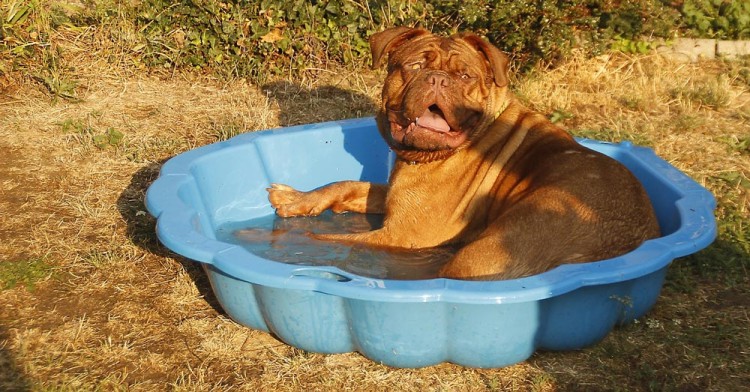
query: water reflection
[{"left": 216, "top": 211, "right": 455, "bottom": 280}]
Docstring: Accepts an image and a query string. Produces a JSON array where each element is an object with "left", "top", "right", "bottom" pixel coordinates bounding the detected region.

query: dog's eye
[
  {"left": 461, "top": 73, "right": 472, "bottom": 80},
  {"left": 409, "top": 63, "right": 422, "bottom": 70}
]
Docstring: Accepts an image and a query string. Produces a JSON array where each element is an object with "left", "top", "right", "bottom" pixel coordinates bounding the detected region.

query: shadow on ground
[
  {"left": 0, "top": 326, "right": 30, "bottom": 391},
  {"left": 527, "top": 236, "right": 750, "bottom": 391},
  {"left": 261, "top": 80, "right": 377, "bottom": 126},
  {"left": 116, "top": 161, "right": 224, "bottom": 315},
  {"left": 117, "top": 82, "right": 377, "bottom": 318}
]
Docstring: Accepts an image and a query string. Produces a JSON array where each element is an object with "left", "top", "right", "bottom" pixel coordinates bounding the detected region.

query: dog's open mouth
[{"left": 389, "top": 105, "right": 468, "bottom": 150}]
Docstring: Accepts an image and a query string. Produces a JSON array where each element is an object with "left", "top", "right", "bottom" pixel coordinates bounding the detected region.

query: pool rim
[{"left": 145, "top": 117, "right": 717, "bottom": 305}]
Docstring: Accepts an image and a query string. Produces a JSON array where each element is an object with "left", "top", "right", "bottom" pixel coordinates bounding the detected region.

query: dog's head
[{"left": 370, "top": 27, "right": 511, "bottom": 162}]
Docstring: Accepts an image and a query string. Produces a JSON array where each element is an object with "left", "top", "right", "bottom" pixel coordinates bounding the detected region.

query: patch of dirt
[
  {"left": 0, "top": 147, "right": 29, "bottom": 248},
  {"left": 0, "top": 144, "right": 69, "bottom": 262},
  {"left": 709, "top": 287, "right": 750, "bottom": 309}
]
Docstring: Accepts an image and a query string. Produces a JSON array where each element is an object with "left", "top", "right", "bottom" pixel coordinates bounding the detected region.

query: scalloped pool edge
[{"left": 146, "top": 117, "right": 717, "bottom": 368}]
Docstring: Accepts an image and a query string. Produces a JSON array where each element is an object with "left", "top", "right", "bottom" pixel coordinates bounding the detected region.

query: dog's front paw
[
  {"left": 268, "top": 183, "right": 302, "bottom": 207},
  {"left": 267, "top": 183, "right": 327, "bottom": 217}
]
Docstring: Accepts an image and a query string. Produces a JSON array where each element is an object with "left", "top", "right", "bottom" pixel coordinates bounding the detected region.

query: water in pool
[{"left": 215, "top": 211, "right": 455, "bottom": 280}]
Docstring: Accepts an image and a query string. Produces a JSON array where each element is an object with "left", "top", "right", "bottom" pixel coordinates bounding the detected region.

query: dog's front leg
[
  {"left": 268, "top": 181, "right": 387, "bottom": 217},
  {"left": 311, "top": 228, "right": 395, "bottom": 247}
]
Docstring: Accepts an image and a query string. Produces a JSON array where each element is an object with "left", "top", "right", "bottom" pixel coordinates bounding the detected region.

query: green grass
[
  {"left": 210, "top": 121, "right": 244, "bottom": 142},
  {"left": 666, "top": 170, "right": 750, "bottom": 291},
  {"left": 717, "top": 135, "right": 750, "bottom": 155},
  {"left": 548, "top": 109, "right": 574, "bottom": 124},
  {"left": 58, "top": 116, "right": 125, "bottom": 149},
  {"left": 670, "top": 75, "right": 733, "bottom": 110},
  {"left": 617, "top": 95, "right": 647, "bottom": 111},
  {"left": 0, "top": 258, "right": 55, "bottom": 291},
  {"left": 571, "top": 128, "right": 653, "bottom": 146}
]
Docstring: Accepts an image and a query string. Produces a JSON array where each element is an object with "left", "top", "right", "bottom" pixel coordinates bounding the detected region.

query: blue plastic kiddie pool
[{"left": 145, "top": 117, "right": 716, "bottom": 368}]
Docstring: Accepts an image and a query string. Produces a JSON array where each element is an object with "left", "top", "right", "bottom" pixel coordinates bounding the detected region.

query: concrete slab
[
  {"left": 670, "top": 38, "right": 717, "bottom": 62},
  {"left": 717, "top": 40, "right": 750, "bottom": 59}
]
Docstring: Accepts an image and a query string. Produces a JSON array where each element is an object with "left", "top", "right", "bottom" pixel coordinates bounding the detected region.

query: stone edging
[{"left": 657, "top": 38, "right": 750, "bottom": 62}]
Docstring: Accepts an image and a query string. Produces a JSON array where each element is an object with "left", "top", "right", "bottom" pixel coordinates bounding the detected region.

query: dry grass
[{"left": 2, "top": 23, "right": 750, "bottom": 391}]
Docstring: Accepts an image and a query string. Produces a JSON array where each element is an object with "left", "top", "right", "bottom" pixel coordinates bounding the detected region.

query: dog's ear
[
  {"left": 370, "top": 27, "right": 430, "bottom": 69},
  {"left": 458, "top": 34, "right": 510, "bottom": 87}
]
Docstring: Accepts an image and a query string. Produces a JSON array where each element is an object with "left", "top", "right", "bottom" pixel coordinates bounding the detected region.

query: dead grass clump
[{"left": 518, "top": 52, "right": 750, "bottom": 186}]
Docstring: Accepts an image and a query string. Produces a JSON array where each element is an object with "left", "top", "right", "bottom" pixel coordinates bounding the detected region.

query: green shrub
[
  {"left": 0, "top": 0, "right": 123, "bottom": 98},
  {"left": 134, "top": 0, "right": 429, "bottom": 81},
  {"left": 1, "top": 1, "right": 45, "bottom": 70},
  {"left": 3, "top": 1, "right": 749, "bottom": 85},
  {"left": 429, "top": 0, "right": 679, "bottom": 66},
  {"left": 680, "top": 0, "right": 750, "bottom": 39},
  {"left": 131, "top": 0, "right": 684, "bottom": 79}
]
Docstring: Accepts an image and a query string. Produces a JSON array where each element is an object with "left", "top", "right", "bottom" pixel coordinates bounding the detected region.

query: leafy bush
[
  {"left": 132, "top": 0, "right": 685, "bottom": 79},
  {"left": 0, "top": 0, "right": 125, "bottom": 97},
  {"left": 1, "top": 1, "right": 46, "bottom": 71},
  {"left": 679, "top": 0, "right": 750, "bottom": 39},
  {"left": 3, "top": 0, "right": 749, "bottom": 88},
  {"left": 426, "top": 0, "right": 679, "bottom": 66},
  {"left": 134, "top": 0, "right": 429, "bottom": 81}
]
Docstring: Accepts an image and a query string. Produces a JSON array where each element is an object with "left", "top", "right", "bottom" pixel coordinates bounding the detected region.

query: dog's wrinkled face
[{"left": 370, "top": 27, "right": 510, "bottom": 161}]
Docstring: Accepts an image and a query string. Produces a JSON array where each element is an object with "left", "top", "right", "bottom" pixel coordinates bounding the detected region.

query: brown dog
[{"left": 267, "top": 27, "right": 660, "bottom": 280}]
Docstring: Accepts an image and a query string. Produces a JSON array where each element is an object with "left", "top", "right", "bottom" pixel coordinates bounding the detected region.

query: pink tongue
[{"left": 416, "top": 108, "right": 451, "bottom": 133}]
